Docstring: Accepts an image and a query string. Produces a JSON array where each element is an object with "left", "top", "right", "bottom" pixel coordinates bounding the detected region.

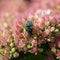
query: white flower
[{"left": 46, "top": 9, "right": 51, "bottom": 15}]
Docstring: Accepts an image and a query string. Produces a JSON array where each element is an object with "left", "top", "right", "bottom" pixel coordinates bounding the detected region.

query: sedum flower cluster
[{"left": 0, "top": 9, "right": 60, "bottom": 60}]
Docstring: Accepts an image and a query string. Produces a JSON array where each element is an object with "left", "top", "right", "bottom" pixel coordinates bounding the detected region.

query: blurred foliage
[{"left": 12, "top": 52, "right": 47, "bottom": 60}]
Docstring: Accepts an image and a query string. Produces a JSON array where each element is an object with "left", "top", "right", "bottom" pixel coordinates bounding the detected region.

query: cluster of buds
[{"left": 0, "top": 9, "right": 60, "bottom": 60}]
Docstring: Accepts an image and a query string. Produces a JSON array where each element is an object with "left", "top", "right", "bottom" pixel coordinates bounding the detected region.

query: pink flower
[
  {"left": 58, "top": 41, "right": 60, "bottom": 48},
  {"left": 4, "top": 45, "right": 10, "bottom": 51},
  {"left": 1, "top": 37, "right": 7, "bottom": 45},
  {"left": 42, "top": 32, "right": 47, "bottom": 37},
  {"left": 13, "top": 52, "right": 19, "bottom": 58},
  {"left": 32, "top": 47, "right": 37, "bottom": 52},
  {"left": 35, "top": 24, "right": 40, "bottom": 31},
  {"left": 14, "top": 39, "right": 19, "bottom": 44},
  {"left": 40, "top": 21, "right": 45, "bottom": 28},
  {"left": 16, "top": 31, "right": 21, "bottom": 37},
  {"left": 42, "top": 27, "right": 51, "bottom": 37},
  {"left": 38, "top": 39, "right": 44, "bottom": 45},
  {"left": 21, "top": 39, "right": 27, "bottom": 44},
  {"left": 56, "top": 51, "right": 60, "bottom": 59},
  {"left": 29, "top": 38, "right": 33, "bottom": 42},
  {"left": 45, "top": 27, "right": 51, "bottom": 35},
  {"left": 3, "top": 54, "right": 9, "bottom": 60},
  {"left": 16, "top": 24, "right": 21, "bottom": 30},
  {"left": 32, "top": 40, "right": 37, "bottom": 46},
  {"left": 17, "top": 45, "right": 21, "bottom": 49},
  {"left": 23, "top": 47, "right": 27, "bottom": 52}
]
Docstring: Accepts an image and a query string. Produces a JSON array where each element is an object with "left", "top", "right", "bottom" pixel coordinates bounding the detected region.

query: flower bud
[
  {"left": 46, "top": 21, "right": 50, "bottom": 26},
  {"left": 27, "top": 45, "right": 31, "bottom": 49},
  {"left": 11, "top": 48, "right": 16, "bottom": 53},
  {"left": 10, "top": 43, "right": 14, "bottom": 47},
  {"left": 51, "top": 27, "right": 55, "bottom": 32},
  {"left": 55, "top": 29, "right": 59, "bottom": 32}
]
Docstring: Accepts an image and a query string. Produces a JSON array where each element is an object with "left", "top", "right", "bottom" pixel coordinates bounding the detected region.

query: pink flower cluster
[{"left": 0, "top": 9, "right": 60, "bottom": 60}]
